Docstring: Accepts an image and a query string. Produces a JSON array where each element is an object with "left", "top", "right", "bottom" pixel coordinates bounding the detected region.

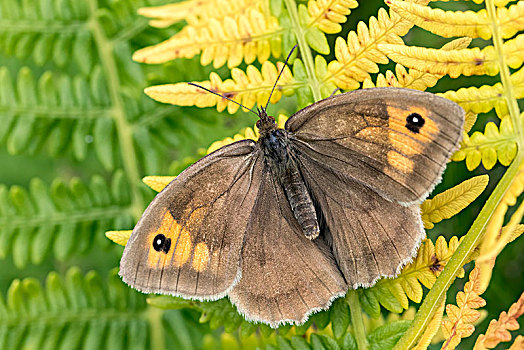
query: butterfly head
[{"left": 256, "top": 107, "right": 278, "bottom": 135}]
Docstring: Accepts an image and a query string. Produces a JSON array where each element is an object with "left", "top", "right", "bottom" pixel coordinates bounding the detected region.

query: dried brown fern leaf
[
  {"left": 441, "top": 265, "right": 486, "bottom": 350},
  {"left": 474, "top": 292, "right": 524, "bottom": 350}
]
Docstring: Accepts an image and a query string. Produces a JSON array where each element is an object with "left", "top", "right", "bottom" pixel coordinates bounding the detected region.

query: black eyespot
[
  {"left": 152, "top": 234, "right": 171, "bottom": 253},
  {"left": 405, "top": 113, "right": 425, "bottom": 133}
]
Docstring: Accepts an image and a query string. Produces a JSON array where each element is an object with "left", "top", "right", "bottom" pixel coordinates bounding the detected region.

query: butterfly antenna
[
  {"left": 264, "top": 44, "right": 297, "bottom": 111},
  {"left": 188, "top": 82, "right": 259, "bottom": 117}
]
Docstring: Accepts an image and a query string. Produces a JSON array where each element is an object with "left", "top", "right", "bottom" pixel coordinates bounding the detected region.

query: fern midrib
[
  {"left": 307, "top": 0, "right": 340, "bottom": 28},
  {"left": 284, "top": 0, "right": 321, "bottom": 101},
  {"left": 87, "top": 0, "right": 144, "bottom": 219},
  {"left": 0, "top": 20, "right": 86, "bottom": 32},
  {"left": 0, "top": 206, "right": 127, "bottom": 229},
  {"left": 0, "top": 308, "right": 145, "bottom": 327},
  {"left": 486, "top": 0, "right": 524, "bottom": 145}
]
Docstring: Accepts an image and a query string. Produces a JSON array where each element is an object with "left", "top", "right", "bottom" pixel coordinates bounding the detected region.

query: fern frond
[
  {"left": 464, "top": 112, "right": 478, "bottom": 134},
  {"left": 307, "top": 0, "right": 359, "bottom": 34},
  {"left": 443, "top": 66, "right": 524, "bottom": 115},
  {"left": 0, "top": 267, "right": 150, "bottom": 349},
  {"left": 133, "top": 8, "right": 282, "bottom": 68},
  {"left": 364, "top": 38, "right": 472, "bottom": 90},
  {"left": 377, "top": 44, "right": 499, "bottom": 78},
  {"left": 421, "top": 175, "right": 489, "bottom": 229},
  {"left": 386, "top": 0, "right": 492, "bottom": 39},
  {"left": 0, "top": 172, "right": 132, "bottom": 268},
  {"left": 380, "top": 33, "right": 524, "bottom": 78},
  {"left": 441, "top": 264, "right": 486, "bottom": 350},
  {"left": 360, "top": 236, "right": 465, "bottom": 317},
  {"left": 474, "top": 291, "right": 524, "bottom": 350},
  {"left": 452, "top": 116, "right": 518, "bottom": 170},
  {"left": 137, "top": 0, "right": 260, "bottom": 28},
  {"left": 387, "top": 0, "right": 524, "bottom": 39},
  {"left": 508, "top": 335, "right": 524, "bottom": 350},
  {"left": 142, "top": 176, "right": 176, "bottom": 192},
  {"left": 325, "top": 4, "right": 429, "bottom": 89},
  {"left": 106, "top": 230, "right": 132, "bottom": 246},
  {"left": 144, "top": 61, "right": 294, "bottom": 113}
]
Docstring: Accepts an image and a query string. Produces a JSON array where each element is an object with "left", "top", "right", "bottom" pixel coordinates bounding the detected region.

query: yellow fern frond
[
  {"left": 412, "top": 298, "right": 446, "bottom": 350},
  {"left": 361, "top": 236, "right": 465, "bottom": 316},
  {"left": 421, "top": 175, "right": 489, "bottom": 229},
  {"left": 138, "top": 0, "right": 260, "bottom": 28},
  {"left": 377, "top": 44, "right": 500, "bottom": 78},
  {"left": 478, "top": 164, "right": 524, "bottom": 262},
  {"left": 307, "top": 0, "right": 359, "bottom": 34},
  {"left": 142, "top": 176, "right": 176, "bottom": 192},
  {"left": 452, "top": 116, "right": 518, "bottom": 170},
  {"left": 386, "top": 0, "right": 492, "bottom": 39},
  {"left": 105, "top": 230, "right": 132, "bottom": 246},
  {"left": 364, "top": 38, "right": 472, "bottom": 90},
  {"left": 387, "top": 0, "right": 524, "bottom": 39},
  {"left": 144, "top": 61, "right": 294, "bottom": 113},
  {"left": 441, "top": 264, "right": 486, "bottom": 350},
  {"left": 464, "top": 112, "right": 478, "bottom": 134},
  {"left": 133, "top": 8, "right": 282, "bottom": 68},
  {"left": 474, "top": 292, "right": 524, "bottom": 350},
  {"left": 324, "top": 3, "right": 430, "bottom": 89}
]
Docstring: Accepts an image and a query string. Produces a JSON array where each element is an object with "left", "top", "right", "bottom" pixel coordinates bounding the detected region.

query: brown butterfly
[{"left": 119, "top": 55, "right": 464, "bottom": 327}]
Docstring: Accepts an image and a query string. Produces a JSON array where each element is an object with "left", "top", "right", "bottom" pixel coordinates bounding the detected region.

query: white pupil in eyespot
[
  {"left": 412, "top": 116, "right": 419, "bottom": 123},
  {"left": 156, "top": 239, "right": 162, "bottom": 245}
]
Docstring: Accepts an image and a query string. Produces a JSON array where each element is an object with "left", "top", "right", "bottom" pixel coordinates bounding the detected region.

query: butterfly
[{"left": 119, "top": 56, "right": 464, "bottom": 328}]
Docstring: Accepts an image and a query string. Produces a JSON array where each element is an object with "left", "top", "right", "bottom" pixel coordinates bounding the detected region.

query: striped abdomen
[{"left": 281, "top": 165, "right": 320, "bottom": 239}]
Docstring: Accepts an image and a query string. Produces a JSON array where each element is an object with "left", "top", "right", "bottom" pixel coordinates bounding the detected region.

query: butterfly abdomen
[
  {"left": 261, "top": 129, "right": 320, "bottom": 239},
  {"left": 281, "top": 166, "right": 320, "bottom": 239}
]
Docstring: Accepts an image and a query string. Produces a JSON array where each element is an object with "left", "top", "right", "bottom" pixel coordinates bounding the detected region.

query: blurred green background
[{"left": 0, "top": 0, "right": 522, "bottom": 349}]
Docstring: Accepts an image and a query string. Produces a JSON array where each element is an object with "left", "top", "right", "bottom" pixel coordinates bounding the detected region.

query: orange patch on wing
[
  {"left": 147, "top": 210, "right": 180, "bottom": 268},
  {"left": 173, "top": 228, "right": 192, "bottom": 266},
  {"left": 192, "top": 242, "right": 210, "bottom": 272},
  {"left": 387, "top": 150, "right": 414, "bottom": 173},
  {"left": 387, "top": 105, "right": 439, "bottom": 155}
]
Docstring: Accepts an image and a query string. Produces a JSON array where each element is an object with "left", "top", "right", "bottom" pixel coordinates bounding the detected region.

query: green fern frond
[
  {"left": 452, "top": 116, "right": 518, "bottom": 170},
  {"left": 0, "top": 172, "right": 132, "bottom": 268},
  {"left": 0, "top": 267, "right": 148, "bottom": 349},
  {"left": 360, "top": 236, "right": 466, "bottom": 318}
]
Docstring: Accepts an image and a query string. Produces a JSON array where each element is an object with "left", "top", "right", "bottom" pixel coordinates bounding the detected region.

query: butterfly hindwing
[
  {"left": 286, "top": 87, "right": 464, "bottom": 204},
  {"left": 229, "top": 167, "right": 347, "bottom": 327},
  {"left": 296, "top": 153, "right": 425, "bottom": 288},
  {"left": 119, "top": 140, "right": 263, "bottom": 300}
]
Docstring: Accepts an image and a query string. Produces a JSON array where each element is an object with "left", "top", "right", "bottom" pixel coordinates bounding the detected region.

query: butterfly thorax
[{"left": 259, "top": 123, "right": 320, "bottom": 240}]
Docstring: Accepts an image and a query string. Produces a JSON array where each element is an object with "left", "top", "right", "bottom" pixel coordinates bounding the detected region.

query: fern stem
[
  {"left": 147, "top": 306, "right": 166, "bottom": 350},
  {"left": 283, "top": 0, "right": 322, "bottom": 102},
  {"left": 393, "top": 152, "right": 524, "bottom": 349},
  {"left": 347, "top": 290, "right": 368, "bottom": 350},
  {"left": 485, "top": 0, "right": 524, "bottom": 145},
  {"left": 87, "top": 0, "right": 144, "bottom": 219}
]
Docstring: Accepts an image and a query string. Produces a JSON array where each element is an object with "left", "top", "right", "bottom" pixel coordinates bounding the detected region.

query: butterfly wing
[
  {"left": 120, "top": 140, "right": 264, "bottom": 300},
  {"left": 286, "top": 87, "right": 464, "bottom": 204},
  {"left": 229, "top": 167, "right": 347, "bottom": 327},
  {"left": 296, "top": 154, "right": 424, "bottom": 288}
]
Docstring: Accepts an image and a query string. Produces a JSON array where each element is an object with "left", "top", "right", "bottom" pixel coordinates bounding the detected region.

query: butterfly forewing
[
  {"left": 286, "top": 88, "right": 464, "bottom": 204},
  {"left": 120, "top": 140, "right": 263, "bottom": 299}
]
